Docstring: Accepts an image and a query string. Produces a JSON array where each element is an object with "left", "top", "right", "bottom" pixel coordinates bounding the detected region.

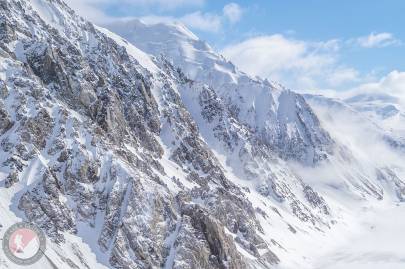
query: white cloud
[
  {"left": 346, "top": 71, "right": 405, "bottom": 102},
  {"left": 65, "top": 0, "right": 241, "bottom": 33},
  {"left": 127, "top": 0, "right": 205, "bottom": 10},
  {"left": 327, "top": 68, "right": 359, "bottom": 85},
  {"left": 356, "top": 32, "right": 401, "bottom": 48},
  {"left": 181, "top": 11, "right": 222, "bottom": 32},
  {"left": 223, "top": 3, "right": 243, "bottom": 24},
  {"left": 221, "top": 35, "right": 358, "bottom": 91},
  {"left": 130, "top": 2, "right": 244, "bottom": 33},
  {"left": 65, "top": 0, "right": 205, "bottom": 23},
  {"left": 306, "top": 70, "right": 405, "bottom": 108},
  {"left": 139, "top": 12, "right": 222, "bottom": 33}
]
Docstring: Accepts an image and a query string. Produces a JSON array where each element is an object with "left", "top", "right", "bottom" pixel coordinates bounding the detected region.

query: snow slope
[{"left": 106, "top": 18, "right": 405, "bottom": 269}]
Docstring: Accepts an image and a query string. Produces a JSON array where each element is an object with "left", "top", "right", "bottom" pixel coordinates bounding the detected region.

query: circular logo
[{"left": 2, "top": 222, "right": 46, "bottom": 266}]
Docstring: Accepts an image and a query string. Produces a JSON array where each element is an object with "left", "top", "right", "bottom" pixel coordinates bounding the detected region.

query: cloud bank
[{"left": 221, "top": 35, "right": 358, "bottom": 91}]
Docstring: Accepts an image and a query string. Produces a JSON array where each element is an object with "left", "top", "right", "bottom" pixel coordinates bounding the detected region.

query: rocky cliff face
[
  {"left": 0, "top": 0, "right": 286, "bottom": 268},
  {"left": 2, "top": 1, "right": 404, "bottom": 269},
  {"left": 107, "top": 19, "right": 334, "bottom": 166}
]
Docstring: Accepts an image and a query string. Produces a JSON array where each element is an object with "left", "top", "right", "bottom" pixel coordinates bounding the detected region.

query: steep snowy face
[
  {"left": 0, "top": 0, "right": 341, "bottom": 268},
  {"left": 90, "top": 8, "right": 405, "bottom": 269},
  {"left": 104, "top": 23, "right": 338, "bottom": 249},
  {"left": 1, "top": 0, "right": 283, "bottom": 268},
  {"left": 106, "top": 21, "right": 338, "bottom": 249},
  {"left": 106, "top": 19, "right": 334, "bottom": 166}
]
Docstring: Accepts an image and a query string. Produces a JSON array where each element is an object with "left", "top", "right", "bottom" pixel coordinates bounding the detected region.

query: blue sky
[{"left": 66, "top": 0, "right": 405, "bottom": 93}]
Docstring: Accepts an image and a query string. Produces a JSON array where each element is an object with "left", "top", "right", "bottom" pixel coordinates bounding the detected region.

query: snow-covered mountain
[
  {"left": 2, "top": 1, "right": 405, "bottom": 269},
  {"left": 107, "top": 19, "right": 334, "bottom": 165}
]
